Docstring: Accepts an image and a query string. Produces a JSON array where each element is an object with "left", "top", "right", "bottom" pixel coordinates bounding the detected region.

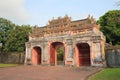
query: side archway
[
  {"left": 76, "top": 43, "right": 90, "bottom": 66},
  {"left": 32, "top": 46, "right": 42, "bottom": 65}
]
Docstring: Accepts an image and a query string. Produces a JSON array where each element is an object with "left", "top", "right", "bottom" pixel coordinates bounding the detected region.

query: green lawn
[
  {"left": 0, "top": 64, "right": 18, "bottom": 68},
  {"left": 88, "top": 68, "right": 120, "bottom": 80}
]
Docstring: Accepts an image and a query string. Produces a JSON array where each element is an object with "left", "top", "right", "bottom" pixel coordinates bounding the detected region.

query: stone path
[{"left": 0, "top": 66, "right": 103, "bottom": 80}]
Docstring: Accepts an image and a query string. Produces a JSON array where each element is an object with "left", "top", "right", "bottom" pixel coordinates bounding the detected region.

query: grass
[
  {"left": 0, "top": 64, "right": 18, "bottom": 68},
  {"left": 88, "top": 68, "right": 120, "bottom": 80}
]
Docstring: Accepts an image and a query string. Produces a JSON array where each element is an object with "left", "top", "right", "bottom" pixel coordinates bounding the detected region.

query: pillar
[
  {"left": 43, "top": 42, "right": 49, "bottom": 65},
  {"left": 65, "top": 40, "right": 74, "bottom": 66},
  {"left": 92, "top": 42, "right": 103, "bottom": 66},
  {"left": 25, "top": 43, "right": 32, "bottom": 65},
  {"left": 90, "top": 42, "right": 95, "bottom": 66}
]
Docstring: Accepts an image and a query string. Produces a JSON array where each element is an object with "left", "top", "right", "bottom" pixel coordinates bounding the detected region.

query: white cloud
[{"left": 0, "top": 0, "right": 29, "bottom": 25}]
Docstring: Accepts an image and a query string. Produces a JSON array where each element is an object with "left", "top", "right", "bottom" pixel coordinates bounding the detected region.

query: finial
[
  {"left": 34, "top": 25, "right": 38, "bottom": 28},
  {"left": 58, "top": 16, "right": 61, "bottom": 19},
  {"left": 65, "top": 14, "right": 68, "bottom": 17},
  {"left": 52, "top": 17, "right": 54, "bottom": 20},
  {"left": 48, "top": 20, "right": 50, "bottom": 23},
  {"left": 91, "top": 16, "right": 93, "bottom": 19},
  {"left": 87, "top": 14, "right": 91, "bottom": 19}
]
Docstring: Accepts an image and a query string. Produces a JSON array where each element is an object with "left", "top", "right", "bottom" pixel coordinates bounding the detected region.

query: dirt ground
[{"left": 0, "top": 65, "right": 103, "bottom": 80}]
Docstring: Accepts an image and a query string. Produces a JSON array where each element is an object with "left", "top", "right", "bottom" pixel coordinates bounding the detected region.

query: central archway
[
  {"left": 32, "top": 46, "right": 41, "bottom": 65},
  {"left": 50, "top": 42, "right": 64, "bottom": 66},
  {"left": 76, "top": 43, "right": 90, "bottom": 66}
]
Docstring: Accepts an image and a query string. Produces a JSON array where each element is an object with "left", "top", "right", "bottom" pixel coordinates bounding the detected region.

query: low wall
[
  {"left": 0, "top": 52, "right": 25, "bottom": 64},
  {"left": 106, "top": 46, "right": 120, "bottom": 67}
]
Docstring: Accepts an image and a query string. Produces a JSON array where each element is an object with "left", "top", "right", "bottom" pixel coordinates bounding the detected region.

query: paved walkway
[{"left": 0, "top": 66, "right": 103, "bottom": 80}]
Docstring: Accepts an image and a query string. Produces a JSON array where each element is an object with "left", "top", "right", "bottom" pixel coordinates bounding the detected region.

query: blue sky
[{"left": 0, "top": 0, "right": 119, "bottom": 26}]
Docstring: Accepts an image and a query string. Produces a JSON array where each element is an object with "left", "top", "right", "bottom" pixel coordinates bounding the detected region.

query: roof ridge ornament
[{"left": 87, "top": 15, "right": 96, "bottom": 24}]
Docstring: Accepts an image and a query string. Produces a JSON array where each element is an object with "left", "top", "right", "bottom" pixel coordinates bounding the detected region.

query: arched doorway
[
  {"left": 32, "top": 46, "right": 41, "bottom": 65},
  {"left": 50, "top": 42, "right": 64, "bottom": 66},
  {"left": 76, "top": 43, "right": 90, "bottom": 66}
]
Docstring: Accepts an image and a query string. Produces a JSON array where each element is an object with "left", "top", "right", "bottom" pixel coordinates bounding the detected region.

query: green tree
[
  {"left": 0, "top": 17, "right": 32, "bottom": 53},
  {"left": 57, "top": 47, "right": 64, "bottom": 61},
  {"left": 3, "top": 25, "right": 31, "bottom": 52},
  {"left": 0, "top": 18, "right": 15, "bottom": 43},
  {"left": 97, "top": 10, "right": 120, "bottom": 45}
]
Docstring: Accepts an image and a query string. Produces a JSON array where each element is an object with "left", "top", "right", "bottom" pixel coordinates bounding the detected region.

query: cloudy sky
[{"left": 0, "top": 0, "right": 119, "bottom": 26}]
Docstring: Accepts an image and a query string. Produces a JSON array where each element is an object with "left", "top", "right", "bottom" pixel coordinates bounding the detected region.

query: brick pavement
[{"left": 0, "top": 66, "right": 103, "bottom": 80}]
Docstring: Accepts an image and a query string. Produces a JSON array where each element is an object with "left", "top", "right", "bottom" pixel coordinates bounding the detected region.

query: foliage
[
  {"left": 88, "top": 68, "right": 120, "bottom": 80},
  {"left": 3, "top": 25, "right": 32, "bottom": 52},
  {"left": 57, "top": 47, "right": 64, "bottom": 61},
  {"left": 0, "top": 17, "right": 32, "bottom": 53},
  {"left": 0, "top": 18, "right": 15, "bottom": 43},
  {"left": 97, "top": 10, "right": 120, "bottom": 45}
]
